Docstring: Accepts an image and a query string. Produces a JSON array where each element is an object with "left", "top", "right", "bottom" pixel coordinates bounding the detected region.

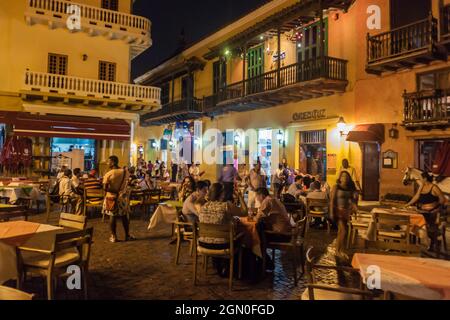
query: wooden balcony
[
  {"left": 205, "top": 56, "right": 348, "bottom": 116},
  {"left": 21, "top": 71, "right": 161, "bottom": 112},
  {"left": 141, "top": 98, "right": 204, "bottom": 126},
  {"left": 403, "top": 89, "right": 450, "bottom": 130},
  {"left": 25, "top": 0, "right": 152, "bottom": 59},
  {"left": 366, "top": 15, "right": 446, "bottom": 75}
]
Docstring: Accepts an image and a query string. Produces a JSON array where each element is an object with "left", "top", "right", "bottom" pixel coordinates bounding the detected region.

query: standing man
[
  {"left": 248, "top": 161, "right": 267, "bottom": 209},
  {"left": 219, "top": 164, "right": 239, "bottom": 202},
  {"left": 103, "top": 156, "right": 134, "bottom": 243},
  {"left": 147, "top": 161, "right": 154, "bottom": 176},
  {"left": 339, "top": 159, "right": 362, "bottom": 194}
]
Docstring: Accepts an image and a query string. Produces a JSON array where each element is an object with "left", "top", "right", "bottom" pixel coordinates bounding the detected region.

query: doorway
[
  {"left": 299, "top": 130, "right": 327, "bottom": 180},
  {"left": 51, "top": 138, "right": 97, "bottom": 171},
  {"left": 417, "top": 139, "right": 450, "bottom": 172},
  {"left": 247, "top": 44, "right": 264, "bottom": 95},
  {"left": 362, "top": 143, "right": 380, "bottom": 201},
  {"left": 390, "top": 0, "right": 431, "bottom": 29}
]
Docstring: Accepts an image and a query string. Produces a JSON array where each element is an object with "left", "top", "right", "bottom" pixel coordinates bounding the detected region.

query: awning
[
  {"left": 1, "top": 112, "right": 130, "bottom": 141},
  {"left": 346, "top": 124, "right": 385, "bottom": 143}
]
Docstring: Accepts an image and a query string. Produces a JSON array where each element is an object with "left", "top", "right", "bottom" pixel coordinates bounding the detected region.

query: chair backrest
[
  {"left": 0, "top": 286, "right": 34, "bottom": 300},
  {"left": 295, "top": 216, "right": 308, "bottom": 239},
  {"left": 84, "top": 188, "right": 104, "bottom": 200},
  {"left": 52, "top": 228, "right": 94, "bottom": 264},
  {"left": 59, "top": 213, "right": 87, "bottom": 230},
  {"left": 375, "top": 212, "right": 410, "bottom": 231},
  {"left": 306, "top": 198, "right": 329, "bottom": 213},
  {"left": 197, "top": 222, "right": 234, "bottom": 248},
  {"left": 0, "top": 206, "right": 29, "bottom": 222}
]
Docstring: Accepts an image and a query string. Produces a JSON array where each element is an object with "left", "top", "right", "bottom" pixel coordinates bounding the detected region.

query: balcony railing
[
  {"left": 367, "top": 15, "right": 438, "bottom": 65},
  {"left": 24, "top": 71, "right": 160, "bottom": 105},
  {"left": 26, "top": 0, "right": 152, "bottom": 57},
  {"left": 403, "top": 89, "right": 450, "bottom": 127},
  {"left": 142, "top": 98, "right": 204, "bottom": 124},
  {"left": 217, "top": 56, "right": 347, "bottom": 103}
]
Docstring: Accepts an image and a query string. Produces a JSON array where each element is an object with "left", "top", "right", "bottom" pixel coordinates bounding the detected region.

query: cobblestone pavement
[{"left": 16, "top": 209, "right": 445, "bottom": 300}]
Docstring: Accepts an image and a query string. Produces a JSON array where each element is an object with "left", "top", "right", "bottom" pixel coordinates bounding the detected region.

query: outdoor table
[
  {"left": 0, "top": 221, "right": 62, "bottom": 284},
  {"left": 237, "top": 217, "right": 263, "bottom": 258},
  {"left": 352, "top": 253, "right": 450, "bottom": 300},
  {"left": 147, "top": 201, "right": 183, "bottom": 235},
  {"left": 365, "top": 208, "right": 428, "bottom": 242}
]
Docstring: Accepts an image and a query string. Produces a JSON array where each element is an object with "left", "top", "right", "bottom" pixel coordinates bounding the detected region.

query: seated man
[
  {"left": 59, "top": 169, "right": 83, "bottom": 215},
  {"left": 84, "top": 170, "right": 103, "bottom": 202},
  {"left": 287, "top": 176, "right": 304, "bottom": 199},
  {"left": 182, "top": 180, "right": 209, "bottom": 223},
  {"left": 306, "top": 181, "right": 329, "bottom": 228},
  {"left": 255, "top": 187, "right": 294, "bottom": 243}
]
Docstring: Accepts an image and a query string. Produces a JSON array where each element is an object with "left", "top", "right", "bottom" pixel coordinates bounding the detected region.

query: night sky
[{"left": 131, "top": 0, "right": 269, "bottom": 80}]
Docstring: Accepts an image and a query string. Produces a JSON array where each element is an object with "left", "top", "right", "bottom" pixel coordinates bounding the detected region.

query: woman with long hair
[
  {"left": 330, "top": 171, "right": 358, "bottom": 259},
  {"left": 405, "top": 171, "right": 446, "bottom": 252},
  {"left": 178, "top": 176, "right": 196, "bottom": 202}
]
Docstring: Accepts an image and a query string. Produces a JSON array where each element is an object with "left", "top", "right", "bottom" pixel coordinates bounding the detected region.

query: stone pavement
[{"left": 13, "top": 212, "right": 367, "bottom": 300}]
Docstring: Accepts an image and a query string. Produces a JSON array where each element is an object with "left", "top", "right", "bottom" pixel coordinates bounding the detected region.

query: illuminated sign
[{"left": 292, "top": 109, "right": 326, "bottom": 122}]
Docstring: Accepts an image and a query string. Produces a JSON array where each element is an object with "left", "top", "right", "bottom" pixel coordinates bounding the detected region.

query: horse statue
[{"left": 402, "top": 167, "right": 450, "bottom": 194}]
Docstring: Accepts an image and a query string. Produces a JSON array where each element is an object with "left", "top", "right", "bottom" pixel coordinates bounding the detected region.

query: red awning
[
  {"left": 346, "top": 124, "right": 385, "bottom": 143},
  {"left": 1, "top": 112, "right": 130, "bottom": 141}
]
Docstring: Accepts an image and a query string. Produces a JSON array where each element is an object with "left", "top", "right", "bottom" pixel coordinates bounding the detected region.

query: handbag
[{"left": 104, "top": 169, "right": 126, "bottom": 212}]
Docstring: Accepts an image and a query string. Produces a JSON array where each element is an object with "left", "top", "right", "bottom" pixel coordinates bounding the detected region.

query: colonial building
[
  {"left": 0, "top": 0, "right": 160, "bottom": 175},
  {"left": 135, "top": 0, "right": 450, "bottom": 201}
]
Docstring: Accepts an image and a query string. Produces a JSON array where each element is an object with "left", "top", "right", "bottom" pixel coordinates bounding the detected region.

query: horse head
[{"left": 402, "top": 167, "right": 413, "bottom": 186}]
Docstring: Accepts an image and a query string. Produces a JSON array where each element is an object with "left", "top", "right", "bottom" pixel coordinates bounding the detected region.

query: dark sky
[{"left": 131, "top": 0, "right": 269, "bottom": 80}]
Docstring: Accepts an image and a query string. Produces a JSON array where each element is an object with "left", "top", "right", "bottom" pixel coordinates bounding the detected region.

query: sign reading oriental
[{"left": 293, "top": 109, "right": 326, "bottom": 122}]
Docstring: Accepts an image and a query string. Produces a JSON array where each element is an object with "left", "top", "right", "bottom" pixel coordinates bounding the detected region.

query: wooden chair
[
  {"left": 347, "top": 210, "right": 372, "bottom": 249},
  {"left": 18, "top": 228, "right": 94, "bottom": 300},
  {"left": 45, "top": 186, "right": 61, "bottom": 223},
  {"left": 59, "top": 213, "right": 87, "bottom": 231},
  {"left": 301, "top": 247, "right": 374, "bottom": 300},
  {"left": 262, "top": 217, "right": 307, "bottom": 285},
  {"left": 83, "top": 188, "right": 104, "bottom": 218},
  {"left": 0, "top": 206, "right": 29, "bottom": 222},
  {"left": 373, "top": 212, "right": 420, "bottom": 255},
  {"left": 0, "top": 285, "right": 34, "bottom": 300},
  {"left": 174, "top": 209, "right": 195, "bottom": 265},
  {"left": 305, "top": 198, "right": 330, "bottom": 235},
  {"left": 193, "top": 222, "right": 243, "bottom": 291}
]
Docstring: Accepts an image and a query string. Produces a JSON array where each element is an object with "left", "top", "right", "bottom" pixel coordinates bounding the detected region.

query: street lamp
[
  {"left": 276, "top": 130, "right": 284, "bottom": 145},
  {"left": 337, "top": 117, "right": 347, "bottom": 136}
]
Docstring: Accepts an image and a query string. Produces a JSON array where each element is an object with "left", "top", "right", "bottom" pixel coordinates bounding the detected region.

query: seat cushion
[
  {"left": 301, "top": 287, "right": 362, "bottom": 300},
  {"left": 87, "top": 200, "right": 103, "bottom": 205},
  {"left": 378, "top": 231, "right": 406, "bottom": 239},
  {"left": 197, "top": 246, "right": 230, "bottom": 256},
  {"left": 130, "top": 200, "right": 142, "bottom": 207},
  {"left": 23, "top": 248, "right": 80, "bottom": 269}
]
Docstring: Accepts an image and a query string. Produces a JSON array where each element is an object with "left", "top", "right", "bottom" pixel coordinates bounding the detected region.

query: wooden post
[
  {"left": 277, "top": 26, "right": 281, "bottom": 88},
  {"left": 242, "top": 44, "right": 247, "bottom": 97},
  {"left": 319, "top": 0, "right": 325, "bottom": 76}
]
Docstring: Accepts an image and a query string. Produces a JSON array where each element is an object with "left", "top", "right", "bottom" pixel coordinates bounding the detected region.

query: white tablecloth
[
  {"left": 0, "top": 186, "right": 43, "bottom": 204},
  {"left": 147, "top": 204, "right": 179, "bottom": 235},
  {"left": 0, "top": 223, "right": 62, "bottom": 284}
]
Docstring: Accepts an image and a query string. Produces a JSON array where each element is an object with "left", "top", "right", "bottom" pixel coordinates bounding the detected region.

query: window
[
  {"left": 161, "top": 83, "right": 170, "bottom": 105},
  {"left": 213, "top": 60, "right": 227, "bottom": 94},
  {"left": 101, "top": 0, "right": 119, "bottom": 11},
  {"left": 181, "top": 75, "right": 194, "bottom": 100},
  {"left": 99, "top": 61, "right": 116, "bottom": 82},
  {"left": 417, "top": 68, "right": 450, "bottom": 91},
  {"left": 48, "top": 53, "right": 68, "bottom": 75},
  {"left": 296, "top": 19, "right": 328, "bottom": 63}
]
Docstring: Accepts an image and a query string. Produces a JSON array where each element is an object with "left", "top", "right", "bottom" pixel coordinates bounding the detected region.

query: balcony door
[
  {"left": 102, "top": 0, "right": 119, "bottom": 11},
  {"left": 247, "top": 45, "right": 264, "bottom": 95},
  {"left": 390, "top": 0, "right": 431, "bottom": 29},
  {"left": 48, "top": 53, "right": 68, "bottom": 88}
]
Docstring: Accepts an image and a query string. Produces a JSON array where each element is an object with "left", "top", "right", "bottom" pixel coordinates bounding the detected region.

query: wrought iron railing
[
  {"left": 217, "top": 56, "right": 347, "bottom": 103},
  {"left": 150, "top": 98, "right": 204, "bottom": 118},
  {"left": 367, "top": 15, "right": 438, "bottom": 65},
  {"left": 441, "top": 4, "right": 450, "bottom": 39},
  {"left": 403, "top": 89, "right": 450, "bottom": 124}
]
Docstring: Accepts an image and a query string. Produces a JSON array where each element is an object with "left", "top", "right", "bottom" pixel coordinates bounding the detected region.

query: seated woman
[
  {"left": 405, "top": 171, "right": 446, "bottom": 252},
  {"left": 178, "top": 176, "right": 196, "bottom": 202},
  {"left": 198, "top": 183, "right": 245, "bottom": 276},
  {"left": 182, "top": 180, "right": 209, "bottom": 223},
  {"left": 255, "top": 187, "right": 294, "bottom": 243}
]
